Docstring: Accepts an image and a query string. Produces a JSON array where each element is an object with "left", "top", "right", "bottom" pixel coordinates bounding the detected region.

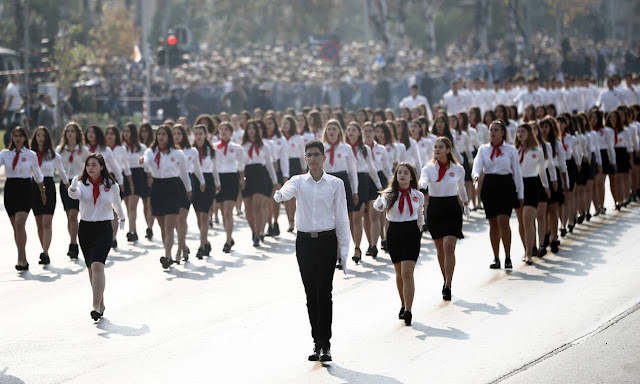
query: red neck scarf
[
  {"left": 326, "top": 141, "right": 339, "bottom": 166},
  {"left": 490, "top": 141, "right": 503, "bottom": 160},
  {"left": 155, "top": 146, "right": 167, "bottom": 169},
  {"left": 89, "top": 144, "right": 97, "bottom": 153},
  {"left": 37, "top": 151, "right": 44, "bottom": 166},
  {"left": 217, "top": 139, "right": 230, "bottom": 156},
  {"left": 197, "top": 145, "right": 205, "bottom": 165},
  {"left": 109, "top": 144, "right": 117, "bottom": 151},
  {"left": 471, "top": 122, "right": 477, "bottom": 129},
  {"left": 614, "top": 129, "right": 619, "bottom": 144},
  {"left": 89, "top": 176, "right": 103, "bottom": 205},
  {"left": 12, "top": 148, "right": 21, "bottom": 170},
  {"left": 562, "top": 132, "right": 568, "bottom": 151},
  {"left": 398, "top": 186, "right": 413, "bottom": 215},
  {"left": 436, "top": 160, "right": 449, "bottom": 182},
  {"left": 367, "top": 142, "right": 375, "bottom": 160},
  {"left": 248, "top": 142, "right": 260, "bottom": 159},
  {"left": 66, "top": 145, "right": 80, "bottom": 163},
  {"left": 415, "top": 136, "right": 421, "bottom": 143},
  {"left": 349, "top": 141, "right": 359, "bottom": 159},
  {"left": 283, "top": 132, "right": 292, "bottom": 141},
  {"left": 518, "top": 147, "right": 526, "bottom": 163}
]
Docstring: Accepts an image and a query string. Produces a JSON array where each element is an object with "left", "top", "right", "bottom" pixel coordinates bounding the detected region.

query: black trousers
[{"left": 296, "top": 233, "right": 338, "bottom": 350}]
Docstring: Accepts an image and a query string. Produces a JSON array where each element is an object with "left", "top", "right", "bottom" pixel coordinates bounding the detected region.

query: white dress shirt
[
  {"left": 470, "top": 123, "right": 490, "bottom": 146},
  {"left": 242, "top": 142, "right": 278, "bottom": 184},
  {"left": 267, "top": 136, "right": 290, "bottom": 178},
  {"left": 404, "top": 139, "right": 423, "bottom": 171},
  {"left": 123, "top": 143, "right": 147, "bottom": 170},
  {"left": 231, "top": 128, "right": 244, "bottom": 144},
  {"left": 194, "top": 146, "right": 221, "bottom": 186},
  {"left": 518, "top": 146, "right": 550, "bottom": 189},
  {"left": 595, "top": 127, "right": 617, "bottom": 165},
  {"left": 38, "top": 152, "right": 69, "bottom": 180},
  {"left": 0, "top": 148, "right": 45, "bottom": 183},
  {"left": 543, "top": 142, "right": 559, "bottom": 182},
  {"left": 68, "top": 180, "right": 125, "bottom": 222},
  {"left": 302, "top": 132, "right": 315, "bottom": 145},
  {"left": 441, "top": 92, "right": 469, "bottom": 115},
  {"left": 588, "top": 131, "right": 603, "bottom": 165},
  {"left": 399, "top": 94, "right": 433, "bottom": 120},
  {"left": 352, "top": 145, "right": 382, "bottom": 189},
  {"left": 472, "top": 141, "right": 524, "bottom": 200},
  {"left": 597, "top": 90, "right": 622, "bottom": 112},
  {"left": 394, "top": 142, "right": 407, "bottom": 164},
  {"left": 629, "top": 122, "right": 640, "bottom": 152},
  {"left": 614, "top": 129, "right": 634, "bottom": 152},
  {"left": 274, "top": 172, "right": 350, "bottom": 258},
  {"left": 182, "top": 147, "right": 206, "bottom": 185},
  {"left": 561, "top": 134, "right": 582, "bottom": 164},
  {"left": 454, "top": 131, "right": 474, "bottom": 162},
  {"left": 285, "top": 134, "right": 307, "bottom": 171},
  {"left": 419, "top": 162, "right": 469, "bottom": 202},
  {"left": 90, "top": 146, "right": 123, "bottom": 185},
  {"left": 323, "top": 141, "right": 359, "bottom": 193},
  {"left": 142, "top": 147, "right": 192, "bottom": 192},
  {"left": 214, "top": 140, "right": 245, "bottom": 174},
  {"left": 367, "top": 142, "right": 393, "bottom": 179},
  {"left": 58, "top": 144, "right": 90, "bottom": 179},
  {"left": 414, "top": 136, "right": 434, "bottom": 166},
  {"left": 373, "top": 188, "right": 425, "bottom": 228},
  {"left": 110, "top": 145, "right": 132, "bottom": 178}
]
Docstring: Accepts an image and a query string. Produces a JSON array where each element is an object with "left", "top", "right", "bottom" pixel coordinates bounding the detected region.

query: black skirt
[
  {"left": 192, "top": 173, "right": 216, "bottom": 213},
  {"left": 351, "top": 173, "right": 369, "bottom": 212},
  {"left": 276, "top": 159, "right": 284, "bottom": 184},
  {"left": 31, "top": 177, "right": 56, "bottom": 216},
  {"left": 242, "top": 163, "right": 272, "bottom": 198},
  {"left": 462, "top": 153, "right": 473, "bottom": 182},
  {"left": 522, "top": 177, "right": 540, "bottom": 208},
  {"left": 177, "top": 174, "right": 192, "bottom": 210},
  {"left": 427, "top": 196, "right": 463, "bottom": 239},
  {"left": 634, "top": 151, "right": 640, "bottom": 166},
  {"left": 566, "top": 158, "right": 579, "bottom": 192},
  {"left": 4, "top": 178, "right": 32, "bottom": 217},
  {"left": 329, "top": 171, "right": 355, "bottom": 210},
  {"left": 537, "top": 175, "right": 549, "bottom": 203},
  {"left": 289, "top": 158, "right": 303, "bottom": 176},
  {"left": 548, "top": 167, "right": 565, "bottom": 205},
  {"left": 615, "top": 147, "right": 630, "bottom": 174},
  {"left": 601, "top": 149, "right": 614, "bottom": 175},
  {"left": 151, "top": 177, "right": 181, "bottom": 216},
  {"left": 78, "top": 220, "right": 112, "bottom": 266},
  {"left": 577, "top": 159, "right": 589, "bottom": 186},
  {"left": 216, "top": 172, "right": 240, "bottom": 202},
  {"left": 480, "top": 174, "right": 517, "bottom": 219},
  {"left": 588, "top": 153, "right": 598, "bottom": 180},
  {"left": 122, "top": 167, "right": 150, "bottom": 198},
  {"left": 60, "top": 178, "right": 79, "bottom": 211},
  {"left": 387, "top": 220, "right": 421, "bottom": 264}
]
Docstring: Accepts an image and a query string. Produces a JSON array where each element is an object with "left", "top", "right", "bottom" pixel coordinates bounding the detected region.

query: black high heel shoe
[
  {"left": 90, "top": 310, "right": 101, "bottom": 321},
  {"left": 15, "top": 263, "right": 29, "bottom": 271},
  {"left": 403, "top": 310, "right": 412, "bottom": 326},
  {"left": 398, "top": 307, "right": 405, "bottom": 319},
  {"left": 39, "top": 253, "right": 50, "bottom": 265}
]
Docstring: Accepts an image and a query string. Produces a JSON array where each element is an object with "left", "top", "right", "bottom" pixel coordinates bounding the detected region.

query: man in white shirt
[
  {"left": 2, "top": 76, "right": 22, "bottom": 124},
  {"left": 400, "top": 84, "right": 433, "bottom": 120},
  {"left": 440, "top": 80, "right": 469, "bottom": 115},
  {"left": 597, "top": 77, "right": 622, "bottom": 112},
  {"left": 514, "top": 77, "right": 541, "bottom": 115},
  {"left": 273, "top": 140, "right": 350, "bottom": 363}
]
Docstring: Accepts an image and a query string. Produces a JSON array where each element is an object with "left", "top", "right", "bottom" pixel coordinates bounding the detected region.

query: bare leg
[
  {"left": 393, "top": 263, "right": 404, "bottom": 307},
  {"left": 127, "top": 195, "right": 140, "bottom": 234},
  {"left": 523, "top": 206, "right": 536, "bottom": 262},
  {"left": 243, "top": 196, "right": 256, "bottom": 234},
  {"left": 363, "top": 208, "right": 372, "bottom": 246},
  {"left": 176, "top": 208, "right": 188, "bottom": 254},
  {"left": 36, "top": 216, "right": 44, "bottom": 247},
  {"left": 488, "top": 217, "right": 500, "bottom": 259},
  {"left": 222, "top": 201, "right": 235, "bottom": 244},
  {"left": 515, "top": 207, "right": 525, "bottom": 251},
  {"left": 434, "top": 238, "right": 445, "bottom": 281},
  {"left": 90, "top": 262, "right": 106, "bottom": 312},
  {"left": 400, "top": 260, "right": 416, "bottom": 311},
  {"left": 143, "top": 197, "right": 155, "bottom": 232},
  {"left": 536, "top": 202, "right": 547, "bottom": 248},
  {"left": 547, "top": 202, "right": 559, "bottom": 242},
  {"left": 367, "top": 201, "right": 381, "bottom": 249},
  {"left": 162, "top": 214, "right": 178, "bottom": 261},
  {"left": 351, "top": 206, "right": 365, "bottom": 250},
  {"left": 253, "top": 194, "right": 269, "bottom": 237},
  {"left": 67, "top": 209, "right": 79, "bottom": 244},
  {"left": 10, "top": 212, "right": 28, "bottom": 266},
  {"left": 443, "top": 236, "right": 457, "bottom": 289},
  {"left": 41, "top": 215, "right": 53, "bottom": 255},
  {"left": 497, "top": 214, "right": 512, "bottom": 258},
  {"left": 197, "top": 212, "right": 209, "bottom": 248}
]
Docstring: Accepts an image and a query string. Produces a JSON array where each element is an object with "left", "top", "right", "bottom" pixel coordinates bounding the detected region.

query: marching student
[
  {"left": 1, "top": 126, "right": 46, "bottom": 270},
  {"left": 451, "top": 113, "right": 476, "bottom": 209},
  {"left": 578, "top": 112, "right": 601, "bottom": 222},
  {"left": 374, "top": 122, "right": 398, "bottom": 252},
  {"left": 514, "top": 124, "right": 551, "bottom": 265},
  {"left": 241, "top": 120, "right": 278, "bottom": 246},
  {"left": 540, "top": 117, "right": 567, "bottom": 254},
  {"left": 410, "top": 118, "right": 433, "bottom": 166},
  {"left": 590, "top": 110, "right": 616, "bottom": 215},
  {"left": 556, "top": 115, "right": 581, "bottom": 236},
  {"left": 374, "top": 162, "right": 424, "bottom": 325},
  {"left": 68, "top": 153, "right": 126, "bottom": 321},
  {"left": 192, "top": 124, "right": 221, "bottom": 259},
  {"left": 264, "top": 115, "right": 289, "bottom": 236},
  {"left": 139, "top": 122, "right": 156, "bottom": 239},
  {"left": 105, "top": 125, "right": 133, "bottom": 249},
  {"left": 57, "top": 122, "right": 90, "bottom": 260},
  {"left": 214, "top": 122, "right": 246, "bottom": 253},
  {"left": 121, "top": 122, "right": 149, "bottom": 242},
  {"left": 395, "top": 118, "right": 422, "bottom": 171},
  {"left": 531, "top": 121, "right": 558, "bottom": 257},
  {"left": 607, "top": 110, "right": 633, "bottom": 209},
  {"left": 139, "top": 125, "right": 192, "bottom": 269},
  {"left": 30, "top": 126, "right": 70, "bottom": 265},
  {"left": 472, "top": 120, "right": 524, "bottom": 269},
  {"left": 418, "top": 137, "right": 470, "bottom": 301},
  {"left": 282, "top": 116, "right": 306, "bottom": 232}
]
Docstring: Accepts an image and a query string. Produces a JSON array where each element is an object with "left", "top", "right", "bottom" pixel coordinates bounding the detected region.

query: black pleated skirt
[
  {"left": 31, "top": 177, "right": 56, "bottom": 216},
  {"left": 548, "top": 167, "right": 565, "bottom": 205},
  {"left": 387, "top": 220, "right": 421, "bottom": 263},
  {"left": 4, "top": 178, "right": 32, "bottom": 217},
  {"left": 566, "top": 158, "right": 579, "bottom": 192},
  {"left": 151, "top": 177, "right": 181, "bottom": 216},
  {"left": 78, "top": 220, "right": 112, "bottom": 266},
  {"left": 243, "top": 163, "right": 272, "bottom": 198},
  {"left": 588, "top": 153, "right": 597, "bottom": 180},
  {"left": 480, "top": 174, "right": 517, "bottom": 219},
  {"left": 192, "top": 173, "right": 216, "bottom": 213},
  {"left": 577, "top": 158, "right": 589, "bottom": 186},
  {"left": 427, "top": 196, "right": 463, "bottom": 239},
  {"left": 216, "top": 172, "right": 240, "bottom": 202},
  {"left": 601, "top": 149, "right": 614, "bottom": 175}
]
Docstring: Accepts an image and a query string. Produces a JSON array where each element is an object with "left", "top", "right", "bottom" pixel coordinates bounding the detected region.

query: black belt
[{"left": 297, "top": 229, "right": 336, "bottom": 239}]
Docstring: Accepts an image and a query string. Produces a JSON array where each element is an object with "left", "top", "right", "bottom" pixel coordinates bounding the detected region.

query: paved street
[{"left": 1, "top": 185, "right": 639, "bottom": 384}]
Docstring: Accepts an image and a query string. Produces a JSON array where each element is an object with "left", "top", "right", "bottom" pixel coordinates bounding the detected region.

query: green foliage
[
  {"left": 70, "top": 113, "right": 142, "bottom": 130},
  {"left": 55, "top": 40, "right": 96, "bottom": 92}
]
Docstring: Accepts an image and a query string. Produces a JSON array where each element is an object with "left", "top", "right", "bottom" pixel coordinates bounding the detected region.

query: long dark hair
[
  {"left": 123, "top": 122, "right": 142, "bottom": 153},
  {"left": 540, "top": 117, "right": 559, "bottom": 158},
  {"left": 531, "top": 122, "right": 549, "bottom": 160},
  {"left": 383, "top": 161, "right": 418, "bottom": 213},
  {"left": 458, "top": 112, "right": 470, "bottom": 132},
  {"left": 85, "top": 125, "right": 106, "bottom": 151},
  {"left": 8, "top": 126, "right": 30, "bottom": 150},
  {"left": 605, "top": 110, "right": 623, "bottom": 133},
  {"left": 242, "top": 120, "right": 265, "bottom": 148},
  {"left": 483, "top": 110, "right": 497, "bottom": 126},
  {"left": 346, "top": 122, "right": 368, "bottom": 159},
  {"left": 514, "top": 123, "right": 539, "bottom": 151},
  {"left": 105, "top": 125, "right": 122, "bottom": 148},
  {"left": 281, "top": 115, "right": 298, "bottom": 137},
  {"left": 59, "top": 122, "right": 84, "bottom": 151},
  {"left": 172, "top": 123, "right": 191, "bottom": 149},
  {"left": 431, "top": 115, "right": 455, "bottom": 148},
  {"left": 395, "top": 118, "right": 411, "bottom": 149},
  {"left": 195, "top": 114, "right": 216, "bottom": 135},
  {"left": 80, "top": 153, "right": 116, "bottom": 186},
  {"left": 264, "top": 114, "right": 281, "bottom": 138},
  {"left": 139, "top": 122, "right": 154, "bottom": 146},
  {"left": 192, "top": 124, "right": 215, "bottom": 159},
  {"left": 308, "top": 111, "right": 322, "bottom": 132},
  {"left": 374, "top": 122, "right": 394, "bottom": 145},
  {"left": 29, "top": 126, "right": 56, "bottom": 161},
  {"left": 296, "top": 113, "right": 310, "bottom": 133},
  {"left": 150, "top": 125, "right": 175, "bottom": 151}
]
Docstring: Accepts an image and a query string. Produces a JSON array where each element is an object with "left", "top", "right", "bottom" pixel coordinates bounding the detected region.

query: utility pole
[
  {"left": 141, "top": 0, "right": 152, "bottom": 122},
  {"left": 23, "top": 0, "right": 29, "bottom": 89},
  {"left": 363, "top": 0, "right": 371, "bottom": 79}
]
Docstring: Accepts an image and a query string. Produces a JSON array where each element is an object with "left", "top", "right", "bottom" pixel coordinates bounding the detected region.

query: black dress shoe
[
  {"left": 381, "top": 240, "right": 388, "bottom": 252},
  {"left": 538, "top": 246, "right": 547, "bottom": 257},
  {"left": 126, "top": 232, "right": 132, "bottom": 242},
  {"left": 319, "top": 348, "right": 332, "bottom": 362},
  {"left": 577, "top": 215, "right": 585, "bottom": 224},
  {"left": 489, "top": 259, "right": 501, "bottom": 269},
  {"left": 504, "top": 258, "right": 513, "bottom": 269},
  {"left": 369, "top": 246, "right": 378, "bottom": 259},
  {"left": 532, "top": 247, "right": 538, "bottom": 257},
  {"left": 550, "top": 240, "right": 560, "bottom": 253},
  {"left": 273, "top": 223, "right": 280, "bottom": 236},
  {"left": 111, "top": 239, "right": 118, "bottom": 249},
  {"left": 352, "top": 248, "right": 361, "bottom": 264},
  {"left": 253, "top": 236, "right": 260, "bottom": 247},
  {"left": 398, "top": 306, "right": 405, "bottom": 319},
  {"left": 67, "top": 244, "right": 79, "bottom": 259},
  {"left": 39, "top": 253, "right": 50, "bottom": 265},
  {"left": 443, "top": 287, "right": 452, "bottom": 301},
  {"left": 586, "top": 212, "right": 592, "bottom": 221},
  {"left": 90, "top": 310, "right": 101, "bottom": 321},
  {"left": 335, "top": 261, "right": 343, "bottom": 270},
  {"left": 568, "top": 224, "right": 574, "bottom": 233},
  {"left": 560, "top": 228, "right": 567, "bottom": 237},
  {"left": 403, "top": 310, "right": 412, "bottom": 326},
  {"left": 159, "top": 257, "right": 172, "bottom": 269},
  {"left": 525, "top": 259, "right": 534, "bottom": 265},
  {"left": 196, "top": 247, "right": 205, "bottom": 260},
  {"left": 442, "top": 284, "right": 445, "bottom": 294},
  {"left": 209, "top": 219, "right": 214, "bottom": 229},
  {"left": 145, "top": 228, "right": 153, "bottom": 239},
  {"left": 308, "top": 347, "right": 320, "bottom": 361},
  {"left": 222, "top": 243, "right": 231, "bottom": 253},
  {"left": 543, "top": 233, "right": 550, "bottom": 248},
  {"left": 204, "top": 242, "right": 211, "bottom": 256}
]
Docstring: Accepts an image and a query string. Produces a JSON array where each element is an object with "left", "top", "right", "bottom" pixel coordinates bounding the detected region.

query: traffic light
[
  {"left": 156, "top": 28, "right": 186, "bottom": 68},
  {"left": 40, "top": 38, "right": 54, "bottom": 67}
]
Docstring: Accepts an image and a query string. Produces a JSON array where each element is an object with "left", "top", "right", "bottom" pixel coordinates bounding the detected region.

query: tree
[
  {"left": 89, "top": 3, "right": 140, "bottom": 59},
  {"left": 419, "top": 0, "right": 443, "bottom": 54}
]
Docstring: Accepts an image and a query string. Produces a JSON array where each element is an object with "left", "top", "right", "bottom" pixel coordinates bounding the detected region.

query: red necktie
[
  {"left": 349, "top": 142, "right": 359, "bottom": 159},
  {"left": 562, "top": 132, "right": 568, "bottom": 151},
  {"left": 367, "top": 142, "right": 375, "bottom": 161},
  {"left": 109, "top": 144, "right": 116, "bottom": 151},
  {"left": 155, "top": 147, "right": 166, "bottom": 169},
  {"left": 248, "top": 142, "right": 260, "bottom": 159},
  {"left": 197, "top": 146, "right": 204, "bottom": 165},
  {"left": 37, "top": 151, "right": 43, "bottom": 166},
  {"left": 398, "top": 187, "right": 414, "bottom": 215},
  {"left": 614, "top": 129, "right": 618, "bottom": 144},
  {"left": 490, "top": 141, "right": 503, "bottom": 160},
  {"left": 12, "top": 149, "right": 21, "bottom": 170},
  {"left": 519, "top": 148, "right": 525, "bottom": 163},
  {"left": 471, "top": 123, "right": 477, "bottom": 129},
  {"left": 217, "top": 140, "right": 229, "bottom": 156},
  {"left": 436, "top": 160, "right": 449, "bottom": 182},
  {"left": 89, "top": 144, "right": 97, "bottom": 153},
  {"left": 90, "top": 176, "right": 103, "bottom": 205},
  {"left": 283, "top": 133, "right": 291, "bottom": 141},
  {"left": 326, "top": 141, "right": 339, "bottom": 166}
]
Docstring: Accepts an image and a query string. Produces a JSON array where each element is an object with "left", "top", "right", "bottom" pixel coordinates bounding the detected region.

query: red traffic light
[{"left": 167, "top": 34, "right": 177, "bottom": 46}]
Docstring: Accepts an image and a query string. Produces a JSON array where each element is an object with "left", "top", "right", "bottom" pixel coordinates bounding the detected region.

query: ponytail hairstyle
[
  {"left": 382, "top": 162, "right": 418, "bottom": 213},
  {"left": 489, "top": 119, "right": 509, "bottom": 143},
  {"left": 80, "top": 153, "right": 116, "bottom": 187},
  {"left": 192, "top": 124, "right": 215, "bottom": 159}
]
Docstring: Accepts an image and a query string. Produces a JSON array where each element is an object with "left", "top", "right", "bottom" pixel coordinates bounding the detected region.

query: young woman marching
[
  {"left": 105, "top": 125, "right": 133, "bottom": 248},
  {"left": 556, "top": 115, "right": 582, "bottom": 236},
  {"left": 395, "top": 118, "right": 422, "bottom": 171},
  {"left": 85, "top": 125, "right": 123, "bottom": 186},
  {"left": 140, "top": 125, "right": 192, "bottom": 269},
  {"left": 1, "top": 126, "right": 46, "bottom": 270},
  {"left": 68, "top": 153, "right": 126, "bottom": 320},
  {"left": 345, "top": 122, "right": 381, "bottom": 264},
  {"left": 540, "top": 117, "right": 568, "bottom": 253},
  {"left": 531, "top": 122, "right": 558, "bottom": 257},
  {"left": 282, "top": 115, "right": 307, "bottom": 232},
  {"left": 192, "top": 124, "right": 221, "bottom": 259},
  {"left": 296, "top": 113, "right": 314, "bottom": 144},
  {"left": 607, "top": 110, "right": 633, "bottom": 210},
  {"left": 264, "top": 115, "right": 289, "bottom": 236},
  {"left": 387, "top": 120, "right": 407, "bottom": 164},
  {"left": 57, "top": 122, "right": 90, "bottom": 259},
  {"left": 30, "top": 126, "right": 70, "bottom": 265},
  {"left": 451, "top": 113, "right": 476, "bottom": 209},
  {"left": 374, "top": 162, "right": 424, "bottom": 325},
  {"left": 591, "top": 110, "right": 616, "bottom": 215},
  {"left": 631, "top": 105, "right": 640, "bottom": 201},
  {"left": 469, "top": 106, "right": 490, "bottom": 146},
  {"left": 472, "top": 120, "right": 524, "bottom": 269},
  {"left": 573, "top": 115, "right": 591, "bottom": 224},
  {"left": 172, "top": 123, "right": 206, "bottom": 261},
  {"left": 215, "top": 122, "right": 245, "bottom": 253},
  {"left": 242, "top": 120, "right": 278, "bottom": 246},
  {"left": 410, "top": 119, "right": 433, "bottom": 167},
  {"left": 419, "top": 137, "right": 470, "bottom": 300},
  {"left": 374, "top": 122, "right": 399, "bottom": 252},
  {"left": 432, "top": 115, "right": 463, "bottom": 163},
  {"left": 514, "top": 124, "right": 551, "bottom": 264},
  {"left": 578, "top": 112, "right": 602, "bottom": 221},
  {"left": 121, "top": 123, "right": 149, "bottom": 242},
  {"left": 362, "top": 122, "right": 392, "bottom": 258},
  {"left": 139, "top": 122, "right": 156, "bottom": 239}
]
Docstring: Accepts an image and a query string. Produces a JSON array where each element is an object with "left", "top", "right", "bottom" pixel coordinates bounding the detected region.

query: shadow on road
[
  {"left": 96, "top": 318, "right": 150, "bottom": 338},
  {"left": 0, "top": 368, "right": 25, "bottom": 384},
  {"left": 411, "top": 321, "right": 471, "bottom": 341},
  {"left": 324, "top": 363, "right": 403, "bottom": 384},
  {"left": 454, "top": 299, "right": 512, "bottom": 316}
]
